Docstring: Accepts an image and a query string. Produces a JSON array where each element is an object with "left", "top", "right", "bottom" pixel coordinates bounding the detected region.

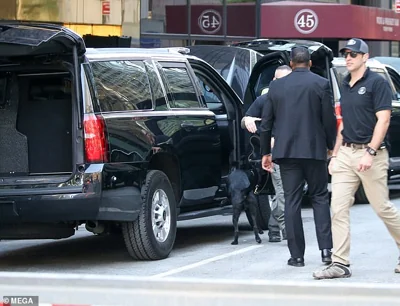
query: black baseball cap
[{"left": 340, "top": 38, "right": 369, "bottom": 54}]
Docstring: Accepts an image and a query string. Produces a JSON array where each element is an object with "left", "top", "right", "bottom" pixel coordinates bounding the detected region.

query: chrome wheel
[{"left": 151, "top": 189, "right": 171, "bottom": 243}]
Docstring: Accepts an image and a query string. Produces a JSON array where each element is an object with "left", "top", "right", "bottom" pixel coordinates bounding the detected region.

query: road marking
[{"left": 150, "top": 245, "right": 263, "bottom": 278}]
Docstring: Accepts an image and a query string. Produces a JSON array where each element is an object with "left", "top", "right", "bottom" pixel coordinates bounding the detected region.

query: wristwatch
[{"left": 366, "top": 146, "right": 377, "bottom": 156}]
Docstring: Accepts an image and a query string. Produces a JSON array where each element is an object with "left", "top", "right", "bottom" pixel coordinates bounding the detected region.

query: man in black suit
[{"left": 259, "top": 47, "right": 337, "bottom": 267}]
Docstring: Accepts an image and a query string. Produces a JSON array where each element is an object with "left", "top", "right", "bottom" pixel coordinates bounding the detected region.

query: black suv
[{"left": 0, "top": 23, "right": 276, "bottom": 260}]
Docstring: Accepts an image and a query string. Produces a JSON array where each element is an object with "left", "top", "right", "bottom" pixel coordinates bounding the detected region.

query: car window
[
  {"left": 160, "top": 66, "right": 201, "bottom": 109},
  {"left": 144, "top": 60, "right": 168, "bottom": 111},
  {"left": 254, "top": 62, "right": 280, "bottom": 97},
  {"left": 187, "top": 46, "right": 252, "bottom": 99},
  {"left": 386, "top": 66, "right": 400, "bottom": 97},
  {"left": 195, "top": 75, "right": 221, "bottom": 103},
  {"left": 193, "top": 72, "right": 225, "bottom": 114},
  {"left": 90, "top": 60, "right": 153, "bottom": 112}
]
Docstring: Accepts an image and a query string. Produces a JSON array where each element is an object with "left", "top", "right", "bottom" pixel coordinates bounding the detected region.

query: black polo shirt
[{"left": 340, "top": 67, "right": 392, "bottom": 144}]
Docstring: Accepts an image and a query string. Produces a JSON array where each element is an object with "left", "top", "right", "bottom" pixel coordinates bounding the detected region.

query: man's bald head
[{"left": 274, "top": 65, "right": 292, "bottom": 80}]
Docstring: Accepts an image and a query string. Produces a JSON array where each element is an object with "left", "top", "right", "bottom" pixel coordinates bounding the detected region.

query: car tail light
[
  {"left": 84, "top": 113, "right": 108, "bottom": 163},
  {"left": 335, "top": 102, "right": 342, "bottom": 130}
]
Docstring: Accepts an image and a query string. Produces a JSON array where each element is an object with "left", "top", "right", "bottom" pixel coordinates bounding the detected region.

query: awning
[
  {"left": 260, "top": 1, "right": 400, "bottom": 41},
  {"left": 165, "top": 2, "right": 400, "bottom": 41}
]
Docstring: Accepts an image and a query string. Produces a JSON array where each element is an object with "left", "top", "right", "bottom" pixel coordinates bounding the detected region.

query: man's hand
[
  {"left": 262, "top": 155, "right": 273, "bottom": 173},
  {"left": 328, "top": 158, "right": 335, "bottom": 175},
  {"left": 244, "top": 116, "right": 262, "bottom": 134},
  {"left": 357, "top": 152, "right": 374, "bottom": 172}
]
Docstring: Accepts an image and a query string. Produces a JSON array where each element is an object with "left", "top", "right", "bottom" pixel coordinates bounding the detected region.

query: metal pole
[
  {"left": 223, "top": 0, "right": 227, "bottom": 42},
  {"left": 187, "top": 0, "right": 192, "bottom": 45},
  {"left": 255, "top": 0, "right": 261, "bottom": 39}
]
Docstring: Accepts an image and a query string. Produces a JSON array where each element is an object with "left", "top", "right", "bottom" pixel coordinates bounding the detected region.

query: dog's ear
[{"left": 229, "top": 162, "right": 241, "bottom": 174}]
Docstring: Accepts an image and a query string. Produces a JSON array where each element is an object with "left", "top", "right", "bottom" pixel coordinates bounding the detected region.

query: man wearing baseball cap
[{"left": 313, "top": 38, "right": 400, "bottom": 279}]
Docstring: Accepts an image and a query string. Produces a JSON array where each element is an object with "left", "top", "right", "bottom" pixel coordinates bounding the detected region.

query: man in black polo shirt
[{"left": 313, "top": 38, "right": 400, "bottom": 279}]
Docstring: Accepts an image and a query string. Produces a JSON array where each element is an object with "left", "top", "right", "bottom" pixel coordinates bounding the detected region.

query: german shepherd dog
[{"left": 226, "top": 135, "right": 269, "bottom": 245}]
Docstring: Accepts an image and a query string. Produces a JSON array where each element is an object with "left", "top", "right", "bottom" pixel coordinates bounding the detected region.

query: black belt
[{"left": 342, "top": 142, "right": 385, "bottom": 150}]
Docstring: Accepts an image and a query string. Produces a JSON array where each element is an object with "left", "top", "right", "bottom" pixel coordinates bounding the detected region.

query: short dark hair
[
  {"left": 276, "top": 65, "right": 292, "bottom": 72},
  {"left": 290, "top": 46, "right": 310, "bottom": 64}
]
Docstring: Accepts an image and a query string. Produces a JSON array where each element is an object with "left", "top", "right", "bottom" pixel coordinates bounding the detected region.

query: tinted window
[
  {"left": 193, "top": 72, "right": 225, "bottom": 114},
  {"left": 254, "top": 62, "right": 280, "bottom": 97},
  {"left": 161, "top": 66, "right": 201, "bottom": 108},
  {"left": 188, "top": 46, "right": 252, "bottom": 99},
  {"left": 388, "top": 69, "right": 400, "bottom": 94},
  {"left": 144, "top": 60, "right": 168, "bottom": 111},
  {"left": 91, "top": 60, "right": 153, "bottom": 112}
]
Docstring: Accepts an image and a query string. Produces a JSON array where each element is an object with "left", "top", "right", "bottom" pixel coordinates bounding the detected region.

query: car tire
[
  {"left": 122, "top": 170, "right": 177, "bottom": 260},
  {"left": 255, "top": 194, "right": 272, "bottom": 231},
  {"left": 355, "top": 185, "right": 368, "bottom": 204}
]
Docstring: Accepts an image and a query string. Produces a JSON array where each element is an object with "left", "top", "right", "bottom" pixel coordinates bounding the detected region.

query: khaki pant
[{"left": 331, "top": 145, "right": 400, "bottom": 265}]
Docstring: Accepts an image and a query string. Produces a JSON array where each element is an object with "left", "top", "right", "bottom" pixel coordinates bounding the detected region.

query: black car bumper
[{"left": 0, "top": 165, "right": 142, "bottom": 224}]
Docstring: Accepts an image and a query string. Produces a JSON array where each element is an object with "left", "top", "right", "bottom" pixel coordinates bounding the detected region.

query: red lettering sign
[
  {"left": 396, "top": 0, "right": 400, "bottom": 13},
  {"left": 102, "top": 1, "right": 110, "bottom": 15}
]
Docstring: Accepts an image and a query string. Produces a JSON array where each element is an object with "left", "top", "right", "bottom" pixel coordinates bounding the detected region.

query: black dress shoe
[
  {"left": 269, "top": 235, "right": 281, "bottom": 242},
  {"left": 321, "top": 249, "right": 332, "bottom": 264},
  {"left": 287, "top": 257, "right": 305, "bottom": 267}
]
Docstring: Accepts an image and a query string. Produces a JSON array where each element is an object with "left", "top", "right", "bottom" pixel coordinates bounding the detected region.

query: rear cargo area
[{"left": 0, "top": 70, "right": 73, "bottom": 176}]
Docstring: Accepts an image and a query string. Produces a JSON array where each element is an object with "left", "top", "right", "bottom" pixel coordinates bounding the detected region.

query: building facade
[
  {"left": 0, "top": 0, "right": 398, "bottom": 56},
  {"left": 140, "top": 0, "right": 400, "bottom": 56},
  {"left": 0, "top": 0, "right": 141, "bottom": 45}
]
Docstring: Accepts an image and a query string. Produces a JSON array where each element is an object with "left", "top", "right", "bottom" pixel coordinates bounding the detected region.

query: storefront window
[
  {"left": 141, "top": 0, "right": 188, "bottom": 34},
  {"left": 140, "top": 0, "right": 255, "bottom": 47},
  {"left": 391, "top": 42, "right": 399, "bottom": 57}
]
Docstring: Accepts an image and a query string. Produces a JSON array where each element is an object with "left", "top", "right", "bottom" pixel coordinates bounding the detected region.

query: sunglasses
[{"left": 342, "top": 51, "right": 363, "bottom": 58}]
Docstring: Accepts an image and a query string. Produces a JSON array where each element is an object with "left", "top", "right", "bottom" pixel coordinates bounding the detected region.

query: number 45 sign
[
  {"left": 294, "top": 9, "right": 319, "bottom": 34},
  {"left": 198, "top": 9, "right": 222, "bottom": 34}
]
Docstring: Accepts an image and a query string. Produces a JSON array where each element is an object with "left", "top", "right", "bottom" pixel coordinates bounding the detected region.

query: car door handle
[{"left": 180, "top": 122, "right": 194, "bottom": 129}]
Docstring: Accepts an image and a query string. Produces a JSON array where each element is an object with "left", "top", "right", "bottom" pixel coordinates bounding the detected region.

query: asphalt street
[{"left": 1, "top": 194, "right": 400, "bottom": 284}]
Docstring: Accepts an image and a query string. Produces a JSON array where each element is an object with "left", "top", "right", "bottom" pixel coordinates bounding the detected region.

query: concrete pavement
[{"left": 0, "top": 196, "right": 399, "bottom": 283}]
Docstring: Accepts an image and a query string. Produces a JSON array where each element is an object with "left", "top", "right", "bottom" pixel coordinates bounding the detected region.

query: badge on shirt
[{"left": 358, "top": 87, "right": 366, "bottom": 95}]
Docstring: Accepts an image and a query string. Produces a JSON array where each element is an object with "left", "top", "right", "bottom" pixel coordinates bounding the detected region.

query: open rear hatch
[{"left": 0, "top": 23, "right": 85, "bottom": 183}]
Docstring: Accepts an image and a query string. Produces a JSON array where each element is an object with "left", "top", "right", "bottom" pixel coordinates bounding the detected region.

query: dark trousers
[{"left": 278, "top": 158, "right": 332, "bottom": 258}]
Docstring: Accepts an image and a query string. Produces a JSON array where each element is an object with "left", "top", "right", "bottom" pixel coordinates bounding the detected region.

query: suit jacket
[{"left": 260, "top": 67, "right": 336, "bottom": 161}]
